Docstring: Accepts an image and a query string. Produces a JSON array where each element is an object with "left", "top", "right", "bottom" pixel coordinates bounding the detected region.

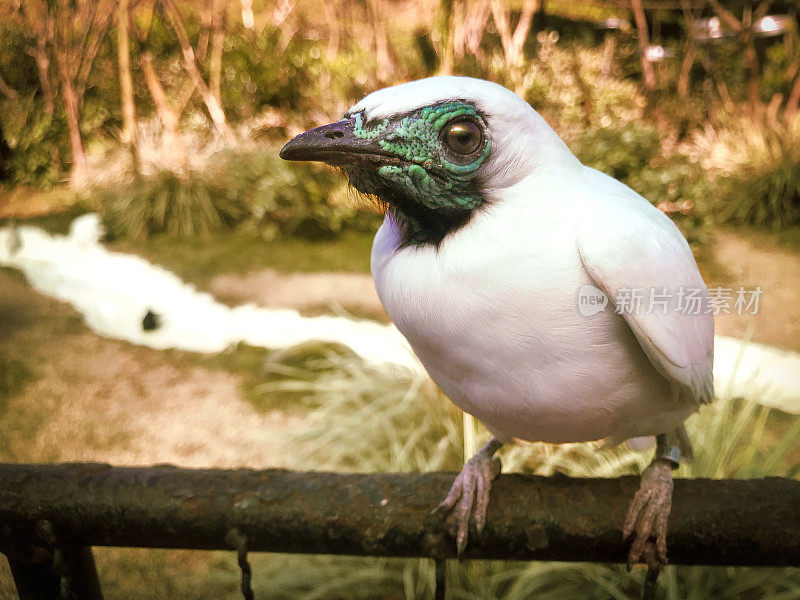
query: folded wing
[{"left": 577, "top": 192, "right": 714, "bottom": 406}]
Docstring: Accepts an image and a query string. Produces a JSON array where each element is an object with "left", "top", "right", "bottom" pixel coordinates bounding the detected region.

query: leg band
[{"left": 655, "top": 433, "right": 681, "bottom": 469}]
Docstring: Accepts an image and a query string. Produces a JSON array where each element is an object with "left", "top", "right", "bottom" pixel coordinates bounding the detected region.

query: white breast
[{"left": 371, "top": 178, "right": 694, "bottom": 444}]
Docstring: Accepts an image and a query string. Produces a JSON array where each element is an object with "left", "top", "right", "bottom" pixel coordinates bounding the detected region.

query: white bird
[{"left": 281, "top": 76, "right": 714, "bottom": 571}]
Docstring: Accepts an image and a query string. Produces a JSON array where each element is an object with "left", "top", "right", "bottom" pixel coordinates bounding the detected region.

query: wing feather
[{"left": 576, "top": 193, "right": 714, "bottom": 405}]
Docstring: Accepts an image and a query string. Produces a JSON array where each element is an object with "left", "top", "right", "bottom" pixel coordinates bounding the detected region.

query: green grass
[
  {"left": 0, "top": 266, "right": 25, "bottom": 284},
  {"left": 687, "top": 115, "right": 800, "bottom": 230},
  {"left": 161, "top": 341, "right": 358, "bottom": 414},
  {"left": 0, "top": 355, "right": 33, "bottom": 458},
  {"left": 100, "top": 170, "right": 249, "bottom": 240},
  {"left": 108, "top": 227, "right": 375, "bottom": 288},
  {"left": 775, "top": 227, "right": 800, "bottom": 252},
  {"left": 0, "top": 355, "right": 32, "bottom": 411}
]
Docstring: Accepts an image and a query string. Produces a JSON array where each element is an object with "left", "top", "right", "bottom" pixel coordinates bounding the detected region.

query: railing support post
[
  {"left": 5, "top": 548, "right": 62, "bottom": 600},
  {"left": 434, "top": 558, "right": 447, "bottom": 600},
  {"left": 4, "top": 528, "right": 104, "bottom": 600},
  {"left": 35, "top": 520, "right": 104, "bottom": 600},
  {"left": 8, "top": 545, "right": 104, "bottom": 600},
  {"left": 57, "top": 545, "right": 104, "bottom": 600}
]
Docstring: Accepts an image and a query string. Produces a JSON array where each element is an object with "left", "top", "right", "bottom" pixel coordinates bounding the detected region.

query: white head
[
  {"left": 281, "top": 76, "right": 579, "bottom": 246},
  {"left": 346, "top": 76, "right": 577, "bottom": 190}
]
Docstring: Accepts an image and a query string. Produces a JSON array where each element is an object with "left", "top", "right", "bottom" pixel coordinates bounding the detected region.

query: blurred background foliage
[{"left": 0, "top": 0, "right": 799, "bottom": 243}]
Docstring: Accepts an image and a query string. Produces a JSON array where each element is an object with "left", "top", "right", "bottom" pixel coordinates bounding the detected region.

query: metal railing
[{"left": 2, "top": 463, "right": 800, "bottom": 599}]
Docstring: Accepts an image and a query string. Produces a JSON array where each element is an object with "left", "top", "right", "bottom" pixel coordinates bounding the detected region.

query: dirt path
[
  {"left": 0, "top": 268, "right": 308, "bottom": 468},
  {"left": 209, "top": 268, "right": 388, "bottom": 321},
  {"left": 208, "top": 230, "right": 800, "bottom": 352},
  {"left": 709, "top": 231, "right": 800, "bottom": 352}
]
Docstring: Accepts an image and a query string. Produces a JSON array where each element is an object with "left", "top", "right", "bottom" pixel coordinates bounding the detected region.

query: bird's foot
[
  {"left": 622, "top": 458, "right": 674, "bottom": 571},
  {"left": 435, "top": 441, "right": 502, "bottom": 555}
]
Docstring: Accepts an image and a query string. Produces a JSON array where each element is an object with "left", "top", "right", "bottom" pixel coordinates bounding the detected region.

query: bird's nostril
[{"left": 325, "top": 131, "right": 344, "bottom": 139}]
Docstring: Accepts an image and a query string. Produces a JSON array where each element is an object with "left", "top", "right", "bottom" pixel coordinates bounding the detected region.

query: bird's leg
[
  {"left": 436, "top": 436, "right": 503, "bottom": 555},
  {"left": 623, "top": 433, "right": 681, "bottom": 571}
]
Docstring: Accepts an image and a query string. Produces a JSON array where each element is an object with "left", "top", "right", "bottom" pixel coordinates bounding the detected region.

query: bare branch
[
  {"left": 510, "top": 0, "right": 536, "bottom": 55},
  {"left": 678, "top": 0, "right": 697, "bottom": 97},
  {"left": 140, "top": 51, "right": 187, "bottom": 166},
  {"left": 463, "top": 0, "right": 490, "bottom": 57},
  {"left": 490, "top": 0, "right": 538, "bottom": 67},
  {"left": 753, "top": 0, "right": 775, "bottom": 22},
  {"left": 707, "top": 0, "right": 743, "bottom": 33},
  {"left": 76, "top": 1, "right": 116, "bottom": 100},
  {"left": 117, "top": 0, "right": 137, "bottom": 153},
  {"left": 631, "top": 0, "right": 656, "bottom": 91},
  {"left": 158, "top": 0, "right": 234, "bottom": 144},
  {"left": 785, "top": 71, "right": 800, "bottom": 123},
  {"left": 208, "top": 0, "right": 227, "bottom": 100}
]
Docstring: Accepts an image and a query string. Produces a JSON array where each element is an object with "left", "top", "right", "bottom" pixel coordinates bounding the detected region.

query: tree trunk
[
  {"left": 631, "top": 0, "right": 656, "bottom": 91},
  {"left": 116, "top": 0, "right": 139, "bottom": 171},
  {"left": 159, "top": 0, "right": 234, "bottom": 144},
  {"left": 601, "top": 33, "right": 618, "bottom": 78},
  {"left": 56, "top": 55, "right": 88, "bottom": 187},
  {"left": 436, "top": 0, "right": 454, "bottom": 75},
  {"left": 678, "top": 0, "right": 697, "bottom": 98},
  {"left": 784, "top": 72, "right": 800, "bottom": 123},
  {"left": 490, "top": 0, "right": 537, "bottom": 68},
  {"left": 208, "top": 0, "right": 227, "bottom": 101},
  {"left": 33, "top": 36, "right": 55, "bottom": 116},
  {"left": 742, "top": 31, "right": 762, "bottom": 114},
  {"left": 510, "top": 0, "right": 537, "bottom": 62},
  {"left": 323, "top": 0, "right": 341, "bottom": 61},
  {"left": 707, "top": 0, "right": 774, "bottom": 115},
  {"left": 141, "top": 52, "right": 186, "bottom": 167},
  {"left": 462, "top": 0, "right": 490, "bottom": 60},
  {"left": 677, "top": 39, "right": 696, "bottom": 98},
  {"left": 18, "top": 1, "right": 56, "bottom": 116},
  {"left": 490, "top": 0, "right": 538, "bottom": 94},
  {"left": 700, "top": 44, "right": 734, "bottom": 110},
  {"left": 368, "top": 0, "right": 397, "bottom": 80},
  {"left": 240, "top": 0, "right": 254, "bottom": 30},
  {"left": 196, "top": 2, "right": 213, "bottom": 65},
  {"left": 74, "top": 7, "right": 116, "bottom": 106}
]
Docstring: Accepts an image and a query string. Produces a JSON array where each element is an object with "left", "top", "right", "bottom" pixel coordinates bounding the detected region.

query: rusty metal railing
[{"left": 1, "top": 463, "right": 800, "bottom": 599}]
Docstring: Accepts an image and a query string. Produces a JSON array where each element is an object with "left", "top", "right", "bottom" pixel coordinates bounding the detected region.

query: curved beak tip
[
  {"left": 278, "top": 142, "right": 293, "bottom": 160},
  {"left": 277, "top": 118, "right": 369, "bottom": 163},
  {"left": 279, "top": 137, "right": 304, "bottom": 161}
]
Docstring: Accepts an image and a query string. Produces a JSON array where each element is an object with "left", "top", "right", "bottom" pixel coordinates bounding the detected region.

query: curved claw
[
  {"left": 436, "top": 453, "right": 501, "bottom": 555},
  {"left": 623, "top": 458, "right": 674, "bottom": 570}
]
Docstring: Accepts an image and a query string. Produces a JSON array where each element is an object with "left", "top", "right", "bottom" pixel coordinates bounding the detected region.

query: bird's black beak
[{"left": 279, "top": 117, "right": 384, "bottom": 165}]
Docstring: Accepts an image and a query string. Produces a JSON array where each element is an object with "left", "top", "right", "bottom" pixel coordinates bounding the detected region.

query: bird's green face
[
  {"left": 347, "top": 103, "right": 491, "bottom": 211},
  {"left": 280, "top": 102, "right": 491, "bottom": 246}
]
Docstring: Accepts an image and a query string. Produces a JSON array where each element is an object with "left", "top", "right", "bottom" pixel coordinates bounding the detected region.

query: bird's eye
[{"left": 443, "top": 120, "right": 482, "bottom": 155}]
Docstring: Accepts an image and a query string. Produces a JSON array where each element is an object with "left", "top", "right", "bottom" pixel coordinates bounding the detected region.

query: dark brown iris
[{"left": 443, "top": 120, "right": 482, "bottom": 155}]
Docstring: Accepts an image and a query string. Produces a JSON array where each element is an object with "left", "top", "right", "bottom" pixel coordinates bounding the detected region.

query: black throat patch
[
  {"left": 343, "top": 163, "right": 484, "bottom": 248},
  {"left": 387, "top": 194, "right": 478, "bottom": 248}
]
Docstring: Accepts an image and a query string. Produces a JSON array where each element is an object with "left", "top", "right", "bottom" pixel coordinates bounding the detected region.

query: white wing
[{"left": 576, "top": 186, "right": 714, "bottom": 405}]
